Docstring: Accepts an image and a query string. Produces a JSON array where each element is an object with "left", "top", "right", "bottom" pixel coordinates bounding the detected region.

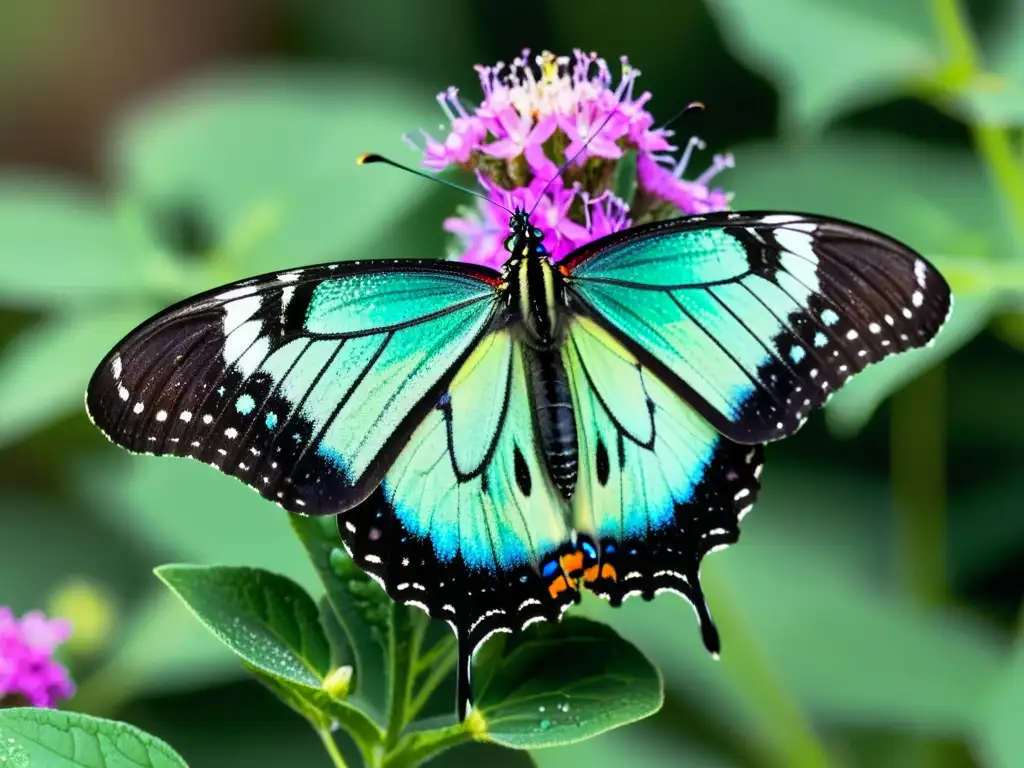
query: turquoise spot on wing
[
  {"left": 789, "top": 346, "right": 806, "bottom": 364},
  {"left": 265, "top": 411, "right": 278, "bottom": 429},
  {"left": 821, "top": 309, "right": 839, "bottom": 326},
  {"left": 814, "top": 331, "right": 828, "bottom": 347},
  {"left": 236, "top": 393, "right": 255, "bottom": 415}
]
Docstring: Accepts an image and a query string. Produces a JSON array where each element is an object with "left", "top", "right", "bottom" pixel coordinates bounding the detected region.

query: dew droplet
[{"left": 539, "top": 719, "right": 551, "bottom": 730}]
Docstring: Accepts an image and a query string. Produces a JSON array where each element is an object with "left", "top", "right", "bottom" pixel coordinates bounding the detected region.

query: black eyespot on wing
[
  {"left": 513, "top": 443, "right": 532, "bottom": 496},
  {"left": 595, "top": 438, "right": 610, "bottom": 486}
]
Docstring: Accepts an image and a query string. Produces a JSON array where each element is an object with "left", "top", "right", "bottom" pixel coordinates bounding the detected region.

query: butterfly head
[{"left": 504, "top": 208, "right": 548, "bottom": 260}]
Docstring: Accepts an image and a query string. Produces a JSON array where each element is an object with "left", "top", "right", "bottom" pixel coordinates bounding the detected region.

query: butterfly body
[{"left": 87, "top": 208, "right": 952, "bottom": 719}]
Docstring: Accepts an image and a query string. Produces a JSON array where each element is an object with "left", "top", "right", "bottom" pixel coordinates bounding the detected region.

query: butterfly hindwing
[
  {"left": 86, "top": 261, "right": 501, "bottom": 513},
  {"left": 564, "top": 316, "right": 763, "bottom": 651},
  {"left": 338, "top": 331, "right": 575, "bottom": 720},
  {"left": 565, "top": 211, "right": 952, "bottom": 443}
]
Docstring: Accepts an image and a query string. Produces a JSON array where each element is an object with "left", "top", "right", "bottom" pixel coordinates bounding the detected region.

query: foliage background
[{"left": 1, "top": 0, "right": 1022, "bottom": 766}]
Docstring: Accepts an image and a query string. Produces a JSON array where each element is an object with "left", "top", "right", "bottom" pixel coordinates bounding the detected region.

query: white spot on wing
[
  {"left": 133, "top": 402, "right": 144, "bottom": 414},
  {"left": 180, "top": 411, "right": 192, "bottom": 422},
  {"left": 112, "top": 355, "right": 122, "bottom": 380},
  {"left": 155, "top": 410, "right": 167, "bottom": 422},
  {"left": 118, "top": 385, "right": 129, "bottom": 401}
]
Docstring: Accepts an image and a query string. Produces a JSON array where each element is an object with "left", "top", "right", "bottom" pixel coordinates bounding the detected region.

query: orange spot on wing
[
  {"left": 560, "top": 551, "right": 585, "bottom": 575},
  {"left": 547, "top": 575, "right": 569, "bottom": 600}
]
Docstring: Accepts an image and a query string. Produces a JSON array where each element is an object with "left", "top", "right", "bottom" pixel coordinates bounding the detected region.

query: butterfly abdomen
[{"left": 524, "top": 346, "right": 578, "bottom": 501}]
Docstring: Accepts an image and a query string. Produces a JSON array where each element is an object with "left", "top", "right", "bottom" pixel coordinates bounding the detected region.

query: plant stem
[
  {"left": 408, "top": 639, "right": 458, "bottom": 721},
  {"left": 891, "top": 366, "right": 948, "bottom": 605},
  {"left": 318, "top": 728, "right": 350, "bottom": 768},
  {"left": 702, "top": 566, "right": 831, "bottom": 768},
  {"left": 931, "top": 0, "right": 1024, "bottom": 235}
]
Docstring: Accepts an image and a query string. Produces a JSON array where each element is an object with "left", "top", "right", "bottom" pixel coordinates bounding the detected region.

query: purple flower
[
  {"left": 637, "top": 137, "right": 735, "bottom": 214},
  {"left": 409, "top": 49, "right": 735, "bottom": 266},
  {"left": 0, "top": 607, "right": 75, "bottom": 708}
]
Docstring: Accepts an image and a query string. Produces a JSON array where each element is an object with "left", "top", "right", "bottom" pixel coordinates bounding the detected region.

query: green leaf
[
  {"left": 707, "top": 0, "right": 940, "bottom": 133},
  {"left": 0, "top": 304, "right": 157, "bottom": 447},
  {"left": 975, "top": 639, "right": 1024, "bottom": 768},
  {"left": 290, "top": 515, "right": 391, "bottom": 718},
  {"left": 0, "top": 177, "right": 146, "bottom": 306},
  {"left": 246, "top": 664, "right": 383, "bottom": 756},
  {"left": 0, "top": 708, "right": 187, "bottom": 768},
  {"left": 156, "top": 564, "right": 330, "bottom": 689},
  {"left": 111, "top": 68, "right": 439, "bottom": 275},
  {"left": 474, "top": 617, "right": 663, "bottom": 749}
]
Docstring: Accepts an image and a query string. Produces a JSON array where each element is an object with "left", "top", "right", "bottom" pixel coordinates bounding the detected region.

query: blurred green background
[{"left": 1, "top": 0, "right": 1023, "bottom": 766}]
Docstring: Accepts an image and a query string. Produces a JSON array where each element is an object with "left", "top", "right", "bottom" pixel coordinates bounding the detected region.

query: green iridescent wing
[
  {"left": 564, "top": 316, "right": 762, "bottom": 637},
  {"left": 338, "top": 330, "right": 577, "bottom": 720},
  {"left": 86, "top": 261, "right": 501, "bottom": 513},
  {"left": 565, "top": 211, "right": 952, "bottom": 443}
]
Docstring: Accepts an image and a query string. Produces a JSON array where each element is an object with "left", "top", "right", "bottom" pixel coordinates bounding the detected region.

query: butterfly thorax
[
  {"left": 501, "top": 210, "right": 578, "bottom": 501},
  {"left": 501, "top": 211, "right": 567, "bottom": 350}
]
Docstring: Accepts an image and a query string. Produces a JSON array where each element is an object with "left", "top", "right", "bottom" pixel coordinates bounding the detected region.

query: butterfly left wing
[
  {"left": 338, "top": 330, "right": 577, "bottom": 721},
  {"left": 563, "top": 316, "right": 763, "bottom": 652},
  {"left": 564, "top": 211, "right": 952, "bottom": 443},
  {"left": 86, "top": 261, "right": 500, "bottom": 514}
]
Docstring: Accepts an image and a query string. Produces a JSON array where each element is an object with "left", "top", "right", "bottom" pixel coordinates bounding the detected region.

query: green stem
[
  {"left": 385, "top": 609, "right": 423, "bottom": 750},
  {"left": 408, "top": 639, "right": 459, "bottom": 721},
  {"left": 383, "top": 723, "right": 476, "bottom": 768},
  {"left": 702, "top": 566, "right": 831, "bottom": 768},
  {"left": 318, "top": 727, "right": 350, "bottom": 768},
  {"left": 931, "top": 0, "right": 1024, "bottom": 235},
  {"left": 891, "top": 366, "right": 948, "bottom": 605}
]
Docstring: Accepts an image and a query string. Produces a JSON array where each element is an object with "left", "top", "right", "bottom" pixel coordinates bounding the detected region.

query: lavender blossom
[{"left": 410, "top": 49, "right": 734, "bottom": 269}]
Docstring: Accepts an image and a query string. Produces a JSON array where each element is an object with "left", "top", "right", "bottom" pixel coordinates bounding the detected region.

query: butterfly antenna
[
  {"left": 526, "top": 107, "right": 623, "bottom": 219},
  {"left": 357, "top": 154, "right": 513, "bottom": 215},
  {"left": 656, "top": 100, "right": 705, "bottom": 132}
]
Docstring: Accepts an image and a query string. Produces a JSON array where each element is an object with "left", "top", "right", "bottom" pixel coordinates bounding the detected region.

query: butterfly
[{"left": 87, "top": 206, "right": 951, "bottom": 719}]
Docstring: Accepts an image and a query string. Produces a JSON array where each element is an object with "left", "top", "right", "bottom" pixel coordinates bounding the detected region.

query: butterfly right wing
[
  {"left": 86, "top": 260, "right": 501, "bottom": 514},
  {"left": 564, "top": 316, "right": 764, "bottom": 651}
]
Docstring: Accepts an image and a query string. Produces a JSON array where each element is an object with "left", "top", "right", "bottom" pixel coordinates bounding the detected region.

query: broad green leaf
[
  {"left": 111, "top": 68, "right": 438, "bottom": 275},
  {"left": 0, "top": 304, "right": 157, "bottom": 447},
  {"left": 246, "top": 664, "right": 383, "bottom": 755},
  {"left": 474, "top": 617, "right": 662, "bottom": 749},
  {"left": 0, "top": 178, "right": 147, "bottom": 306},
  {"left": 79, "top": 455, "right": 318, "bottom": 594},
  {"left": 156, "top": 564, "right": 330, "bottom": 689},
  {"left": 581, "top": 464, "right": 1003, "bottom": 743},
  {"left": 291, "top": 515, "right": 391, "bottom": 718},
  {"left": 975, "top": 640, "right": 1024, "bottom": 768},
  {"left": 0, "top": 708, "right": 187, "bottom": 768},
  {"left": 707, "top": 0, "right": 940, "bottom": 133}
]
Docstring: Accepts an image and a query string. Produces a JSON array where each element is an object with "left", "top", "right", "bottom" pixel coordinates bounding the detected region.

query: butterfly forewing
[
  {"left": 565, "top": 211, "right": 952, "bottom": 443},
  {"left": 86, "top": 261, "right": 501, "bottom": 514}
]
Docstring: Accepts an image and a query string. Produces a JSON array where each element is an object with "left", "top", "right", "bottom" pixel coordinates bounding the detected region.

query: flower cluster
[
  {"left": 410, "top": 49, "right": 734, "bottom": 268},
  {"left": 0, "top": 607, "right": 75, "bottom": 708}
]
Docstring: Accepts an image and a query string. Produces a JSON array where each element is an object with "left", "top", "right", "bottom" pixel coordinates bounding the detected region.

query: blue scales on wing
[
  {"left": 565, "top": 211, "right": 953, "bottom": 443},
  {"left": 86, "top": 261, "right": 501, "bottom": 513}
]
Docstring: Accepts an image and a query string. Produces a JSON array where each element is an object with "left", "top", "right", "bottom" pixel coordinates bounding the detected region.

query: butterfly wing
[
  {"left": 564, "top": 211, "right": 952, "bottom": 443},
  {"left": 338, "top": 330, "right": 577, "bottom": 721},
  {"left": 564, "top": 316, "right": 763, "bottom": 650},
  {"left": 86, "top": 260, "right": 501, "bottom": 513}
]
